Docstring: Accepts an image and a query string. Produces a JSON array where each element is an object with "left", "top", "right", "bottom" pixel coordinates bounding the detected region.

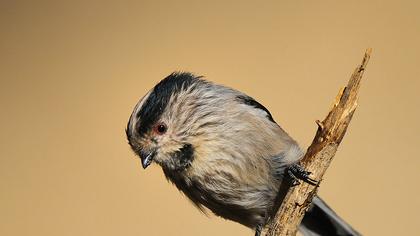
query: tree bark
[{"left": 261, "top": 49, "right": 372, "bottom": 236}]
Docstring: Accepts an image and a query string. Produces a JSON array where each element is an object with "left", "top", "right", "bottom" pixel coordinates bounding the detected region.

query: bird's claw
[
  {"left": 255, "top": 224, "right": 262, "bottom": 236},
  {"left": 287, "top": 164, "right": 318, "bottom": 186}
]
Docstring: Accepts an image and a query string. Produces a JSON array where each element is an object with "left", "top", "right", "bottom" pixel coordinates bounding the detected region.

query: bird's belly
[
  {"left": 191, "top": 182, "right": 268, "bottom": 228},
  {"left": 164, "top": 168, "right": 275, "bottom": 228}
]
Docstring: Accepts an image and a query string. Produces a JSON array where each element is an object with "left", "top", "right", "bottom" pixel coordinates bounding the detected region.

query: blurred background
[{"left": 1, "top": 0, "right": 419, "bottom": 235}]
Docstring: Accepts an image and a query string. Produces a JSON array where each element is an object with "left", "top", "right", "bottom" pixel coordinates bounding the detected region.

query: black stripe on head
[
  {"left": 135, "top": 72, "right": 202, "bottom": 136},
  {"left": 236, "top": 95, "right": 276, "bottom": 123}
]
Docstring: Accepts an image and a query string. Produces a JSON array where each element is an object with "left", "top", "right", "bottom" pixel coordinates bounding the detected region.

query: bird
[{"left": 126, "top": 72, "right": 361, "bottom": 236}]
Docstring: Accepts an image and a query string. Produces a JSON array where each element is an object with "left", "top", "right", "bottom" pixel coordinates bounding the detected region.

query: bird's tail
[{"left": 299, "top": 196, "right": 361, "bottom": 236}]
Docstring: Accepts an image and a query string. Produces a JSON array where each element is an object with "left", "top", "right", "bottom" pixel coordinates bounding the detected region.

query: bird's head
[{"left": 126, "top": 72, "right": 214, "bottom": 171}]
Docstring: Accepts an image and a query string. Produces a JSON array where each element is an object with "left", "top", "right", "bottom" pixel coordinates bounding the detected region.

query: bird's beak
[{"left": 139, "top": 150, "right": 155, "bottom": 169}]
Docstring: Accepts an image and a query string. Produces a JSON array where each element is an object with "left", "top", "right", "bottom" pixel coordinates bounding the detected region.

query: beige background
[{"left": 1, "top": 1, "right": 419, "bottom": 235}]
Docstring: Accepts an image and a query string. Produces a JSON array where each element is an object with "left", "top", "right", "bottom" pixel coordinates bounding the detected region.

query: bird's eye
[{"left": 154, "top": 123, "right": 167, "bottom": 135}]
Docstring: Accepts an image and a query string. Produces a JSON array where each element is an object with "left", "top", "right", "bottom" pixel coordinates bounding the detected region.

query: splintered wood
[{"left": 261, "top": 49, "right": 371, "bottom": 236}]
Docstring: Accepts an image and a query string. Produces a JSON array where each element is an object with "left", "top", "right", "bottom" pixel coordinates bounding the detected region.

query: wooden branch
[{"left": 261, "top": 49, "right": 372, "bottom": 236}]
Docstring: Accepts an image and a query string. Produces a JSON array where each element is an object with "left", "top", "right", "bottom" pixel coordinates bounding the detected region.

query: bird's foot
[
  {"left": 255, "top": 224, "right": 262, "bottom": 236},
  {"left": 287, "top": 164, "right": 318, "bottom": 186}
]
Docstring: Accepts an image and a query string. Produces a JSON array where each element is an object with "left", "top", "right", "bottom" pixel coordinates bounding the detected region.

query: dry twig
[{"left": 261, "top": 49, "right": 372, "bottom": 236}]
